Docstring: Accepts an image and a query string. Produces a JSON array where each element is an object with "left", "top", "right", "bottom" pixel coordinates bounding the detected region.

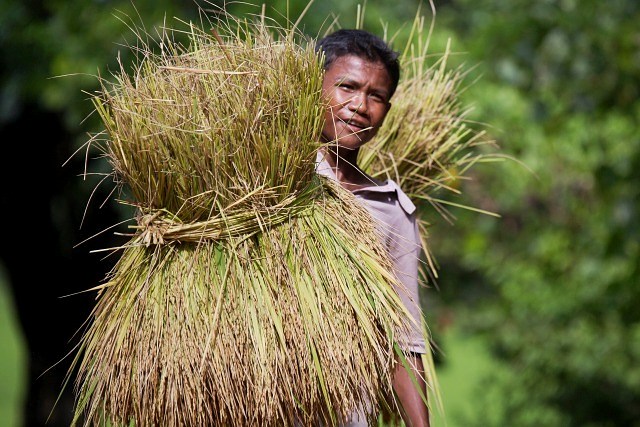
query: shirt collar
[{"left": 315, "top": 151, "right": 416, "bottom": 215}]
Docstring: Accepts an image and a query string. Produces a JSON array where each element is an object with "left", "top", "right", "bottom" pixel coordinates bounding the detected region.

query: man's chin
[
  {"left": 325, "top": 140, "right": 365, "bottom": 152},
  {"left": 328, "top": 134, "right": 373, "bottom": 149}
]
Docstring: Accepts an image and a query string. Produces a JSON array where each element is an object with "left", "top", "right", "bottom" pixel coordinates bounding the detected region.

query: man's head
[
  {"left": 316, "top": 29, "right": 400, "bottom": 151},
  {"left": 316, "top": 29, "right": 400, "bottom": 98}
]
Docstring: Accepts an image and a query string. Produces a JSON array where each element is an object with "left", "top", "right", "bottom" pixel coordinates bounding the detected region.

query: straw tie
[
  {"left": 136, "top": 211, "right": 170, "bottom": 246},
  {"left": 130, "top": 185, "right": 318, "bottom": 246}
]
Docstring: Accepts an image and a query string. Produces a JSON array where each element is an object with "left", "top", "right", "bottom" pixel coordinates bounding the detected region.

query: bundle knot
[
  {"left": 129, "top": 184, "right": 322, "bottom": 247},
  {"left": 137, "top": 211, "right": 170, "bottom": 246}
]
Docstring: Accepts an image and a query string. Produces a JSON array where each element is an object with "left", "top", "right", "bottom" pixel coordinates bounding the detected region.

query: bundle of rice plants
[
  {"left": 358, "top": 8, "right": 499, "bottom": 282},
  {"left": 68, "top": 12, "right": 417, "bottom": 427}
]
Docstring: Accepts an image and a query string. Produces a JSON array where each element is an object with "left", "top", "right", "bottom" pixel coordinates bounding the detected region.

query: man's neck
[{"left": 320, "top": 146, "right": 372, "bottom": 190}]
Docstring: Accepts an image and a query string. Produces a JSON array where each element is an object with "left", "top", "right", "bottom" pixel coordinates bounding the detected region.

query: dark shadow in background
[{"left": 0, "top": 105, "right": 123, "bottom": 426}]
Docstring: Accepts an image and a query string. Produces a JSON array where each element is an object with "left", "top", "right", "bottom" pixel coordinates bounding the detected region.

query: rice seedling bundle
[
  {"left": 71, "top": 18, "right": 416, "bottom": 427},
  {"left": 359, "top": 14, "right": 495, "bottom": 280}
]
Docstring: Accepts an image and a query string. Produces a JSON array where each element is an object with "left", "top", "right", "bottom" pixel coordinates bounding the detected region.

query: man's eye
[{"left": 338, "top": 84, "right": 354, "bottom": 90}]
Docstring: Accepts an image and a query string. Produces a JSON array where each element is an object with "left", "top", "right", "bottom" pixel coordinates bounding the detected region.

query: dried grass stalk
[
  {"left": 359, "top": 11, "right": 497, "bottom": 283},
  {"left": 70, "top": 13, "right": 416, "bottom": 427}
]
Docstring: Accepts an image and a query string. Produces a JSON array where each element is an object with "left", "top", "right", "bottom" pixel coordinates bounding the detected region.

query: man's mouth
[{"left": 338, "top": 118, "right": 370, "bottom": 133}]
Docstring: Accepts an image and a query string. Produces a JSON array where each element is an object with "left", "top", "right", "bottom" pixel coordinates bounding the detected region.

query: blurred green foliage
[
  {"left": 2, "top": 0, "right": 639, "bottom": 425},
  {"left": 0, "top": 264, "right": 26, "bottom": 427},
  {"left": 427, "top": 1, "right": 640, "bottom": 425},
  {"left": 0, "top": 0, "right": 206, "bottom": 129}
]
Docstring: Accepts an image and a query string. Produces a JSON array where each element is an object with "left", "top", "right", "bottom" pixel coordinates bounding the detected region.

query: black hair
[{"left": 316, "top": 29, "right": 400, "bottom": 98}]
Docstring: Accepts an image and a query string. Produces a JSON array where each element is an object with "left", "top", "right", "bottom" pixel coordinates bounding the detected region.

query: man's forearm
[{"left": 393, "top": 355, "right": 430, "bottom": 427}]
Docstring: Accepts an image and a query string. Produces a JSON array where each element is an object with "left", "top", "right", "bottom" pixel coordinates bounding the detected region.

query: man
[{"left": 315, "top": 29, "right": 430, "bottom": 427}]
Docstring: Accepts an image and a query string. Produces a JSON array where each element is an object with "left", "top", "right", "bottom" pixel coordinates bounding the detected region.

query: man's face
[{"left": 320, "top": 54, "right": 392, "bottom": 151}]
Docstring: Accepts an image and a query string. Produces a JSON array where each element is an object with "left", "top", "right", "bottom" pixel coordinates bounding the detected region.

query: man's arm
[{"left": 393, "top": 354, "right": 430, "bottom": 427}]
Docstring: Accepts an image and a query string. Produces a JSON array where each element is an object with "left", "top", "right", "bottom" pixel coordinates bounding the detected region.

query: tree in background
[{"left": 428, "top": 0, "right": 640, "bottom": 425}]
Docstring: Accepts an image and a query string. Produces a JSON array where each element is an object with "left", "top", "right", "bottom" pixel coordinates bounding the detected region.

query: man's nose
[{"left": 348, "top": 92, "right": 368, "bottom": 115}]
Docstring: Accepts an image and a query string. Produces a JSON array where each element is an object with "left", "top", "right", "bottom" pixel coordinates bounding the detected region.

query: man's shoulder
[
  {"left": 356, "top": 178, "right": 416, "bottom": 216},
  {"left": 386, "top": 179, "right": 417, "bottom": 216}
]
